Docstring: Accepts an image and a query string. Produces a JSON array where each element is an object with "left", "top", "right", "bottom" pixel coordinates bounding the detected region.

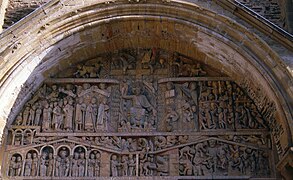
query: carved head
[
  {"left": 68, "top": 99, "right": 74, "bottom": 105},
  {"left": 122, "top": 155, "right": 128, "bottom": 161},
  {"left": 78, "top": 97, "right": 83, "bottom": 104},
  {"left": 11, "top": 156, "right": 16, "bottom": 161},
  {"left": 60, "top": 148, "right": 68, "bottom": 158},
  {"left": 48, "top": 153, "right": 53, "bottom": 159},
  {"left": 90, "top": 153, "right": 95, "bottom": 159},
  {"left": 74, "top": 152, "right": 79, "bottom": 159},
  {"left": 208, "top": 139, "right": 217, "bottom": 148},
  {"left": 189, "top": 82, "right": 197, "bottom": 90},
  {"left": 33, "top": 153, "right": 37, "bottom": 158},
  {"left": 58, "top": 101, "right": 63, "bottom": 107},
  {"left": 166, "top": 82, "right": 174, "bottom": 90},
  {"left": 91, "top": 97, "right": 97, "bottom": 104},
  {"left": 134, "top": 87, "right": 141, "bottom": 95},
  {"left": 96, "top": 153, "right": 101, "bottom": 159},
  {"left": 17, "top": 156, "right": 21, "bottom": 162},
  {"left": 42, "top": 152, "right": 48, "bottom": 159},
  {"left": 63, "top": 99, "right": 68, "bottom": 105},
  {"left": 99, "top": 83, "right": 106, "bottom": 90},
  {"left": 52, "top": 85, "right": 57, "bottom": 91},
  {"left": 25, "top": 106, "right": 30, "bottom": 111},
  {"left": 26, "top": 153, "right": 32, "bottom": 159},
  {"left": 83, "top": 83, "right": 91, "bottom": 90},
  {"left": 80, "top": 153, "right": 85, "bottom": 159},
  {"left": 66, "top": 84, "right": 72, "bottom": 90},
  {"left": 112, "top": 155, "right": 117, "bottom": 160}
]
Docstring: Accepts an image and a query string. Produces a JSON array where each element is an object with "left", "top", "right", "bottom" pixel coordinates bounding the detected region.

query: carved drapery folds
[{"left": 2, "top": 49, "right": 277, "bottom": 179}]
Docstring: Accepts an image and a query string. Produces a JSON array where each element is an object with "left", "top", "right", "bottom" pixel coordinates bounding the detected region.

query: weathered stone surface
[
  {"left": 238, "top": 0, "right": 284, "bottom": 28},
  {"left": 1, "top": 50, "right": 275, "bottom": 178},
  {"left": 2, "top": 0, "right": 49, "bottom": 29}
]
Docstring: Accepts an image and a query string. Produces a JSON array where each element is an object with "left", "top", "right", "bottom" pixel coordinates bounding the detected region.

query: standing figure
[
  {"left": 85, "top": 98, "right": 97, "bottom": 132},
  {"left": 87, "top": 154, "right": 95, "bottom": 177},
  {"left": 71, "top": 153, "right": 79, "bottom": 177},
  {"left": 42, "top": 102, "right": 52, "bottom": 131},
  {"left": 31, "top": 153, "right": 38, "bottom": 176},
  {"left": 128, "top": 154, "right": 136, "bottom": 176},
  {"left": 78, "top": 152, "right": 85, "bottom": 176},
  {"left": 22, "top": 106, "right": 30, "bottom": 125},
  {"left": 39, "top": 152, "right": 48, "bottom": 177},
  {"left": 52, "top": 101, "right": 63, "bottom": 130},
  {"left": 96, "top": 98, "right": 109, "bottom": 131},
  {"left": 121, "top": 155, "right": 128, "bottom": 176},
  {"left": 58, "top": 148, "right": 69, "bottom": 176},
  {"left": 16, "top": 156, "right": 22, "bottom": 176},
  {"left": 9, "top": 156, "right": 17, "bottom": 176},
  {"left": 190, "top": 82, "right": 199, "bottom": 105},
  {"left": 218, "top": 107, "right": 226, "bottom": 129},
  {"left": 192, "top": 152, "right": 205, "bottom": 176},
  {"left": 95, "top": 153, "right": 101, "bottom": 176},
  {"left": 63, "top": 98, "right": 74, "bottom": 131},
  {"left": 75, "top": 97, "right": 86, "bottom": 131},
  {"left": 34, "top": 104, "right": 42, "bottom": 126},
  {"left": 47, "top": 153, "right": 54, "bottom": 176},
  {"left": 28, "top": 105, "right": 36, "bottom": 125},
  {"left": 55, "top": 157, "right": 61, "bottom": 177},
  {"left": 24, "top": 153, "right": 32, "bottom": 176},
  {"left": 111, "top": 155, "right": 120, "bottom": 176},
  {"left": 164, "top": 106, "right": 179, "bottom": 132}
]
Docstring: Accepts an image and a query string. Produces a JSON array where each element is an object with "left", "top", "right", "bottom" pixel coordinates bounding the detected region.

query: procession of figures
[
  {"left": 10, "top": 79, "right": 267, "bottom": 136},
  {"left": 7, "top": 136, "right": 270, "bottom": 178},
  {"left": 3, "top": 49, "right": 274, "bottom": 179}
]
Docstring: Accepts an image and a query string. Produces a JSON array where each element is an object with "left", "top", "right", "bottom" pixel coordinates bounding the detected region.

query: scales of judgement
[{"left": 2, "top": 48, "right": 275, "bottom": 179}]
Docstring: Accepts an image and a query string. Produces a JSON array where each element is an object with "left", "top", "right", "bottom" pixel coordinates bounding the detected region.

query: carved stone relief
[{"left": 2, "top": 49, "right": 275, "bottom": 179}]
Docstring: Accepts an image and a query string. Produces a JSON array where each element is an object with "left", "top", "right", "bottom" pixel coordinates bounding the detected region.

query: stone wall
[
  {"left": 238, "top": 0, "right": 285, "bottom": 28},
  {"left": 2, "top": 0, "right": 48, "bottom": 29}
]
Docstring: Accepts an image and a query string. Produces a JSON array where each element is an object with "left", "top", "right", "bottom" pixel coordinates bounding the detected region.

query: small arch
[
  {"left": 55, "top": 145, "right": 71, "bottom": 156},
  {"left": 23, "top": 149, "right": 39, "bottom": 177},
  {"left": 55, "top": 146, "right": 70, "bottom": 177},
  {"left": 72, "top": 145, "right": 87, "bottom": 156},
  {"left": 23, "top": 129, "right": 33, "bottom": 145},
  {"left": 87, "top": 149, "right": 101, "bottom": 177},
  {"left": 7, "top": 153, "right": 23, "bottom": 177},
  {"left": 13, "top": 129, "right": 23, "bottom": 146},
  {"left": 40, "top": 145, "right": 55, "bottom": 156},
  {"left": 39, "top": 146, "right": 54, "bottom": 177}
]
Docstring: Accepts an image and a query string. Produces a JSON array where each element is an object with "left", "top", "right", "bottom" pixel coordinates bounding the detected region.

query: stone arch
[
  {"left": 24, "top": 148, "right": 39, "bottom": 157},
  {"left": 0, "top": 0, "right": 292, "bottom": 178},
  {"left": 12, "top": 129, "right": 23, "bottom": 146},
  {"left": 7, "top": 153, "right": 23, "bottom": 176},
  {"left": 40, "top": 145, "right": 55, "bottom": 156},
  {"left": 55, "top": 145, "right": 71, "bottom": 156},
  {"left": 72, "top": 145, "right": 87, "bottom": 156},
  {"left": 23, "top": 129, "right": 33, "bottom": 145}
]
